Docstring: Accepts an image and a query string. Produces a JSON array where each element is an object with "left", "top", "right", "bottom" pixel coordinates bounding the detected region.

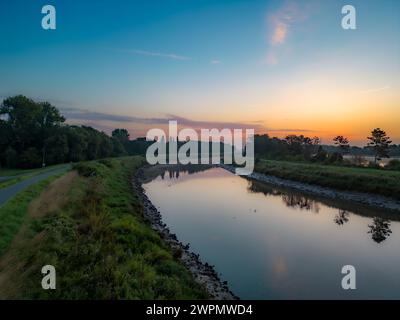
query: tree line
[
  {"left": 254, "top": 129, "right": 396, "bottom": 165},
  {"left": 1, "top": 95, "right": 398, "bottom": 169},
  {"left": 0, "top": 96, "right": 131, "bottom": 169}
]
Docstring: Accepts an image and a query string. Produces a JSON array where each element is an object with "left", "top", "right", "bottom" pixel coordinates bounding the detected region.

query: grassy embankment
[
  {"left": 0, "top": 156, "right": 207, "bottom": 299},
  {"left": 255, "top": 159, "right": 400, "bottom": 200}
]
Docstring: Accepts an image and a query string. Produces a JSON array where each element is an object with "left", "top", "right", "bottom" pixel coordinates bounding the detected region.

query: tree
[
  {"left": 4, "top": 147, "right": 18, "bottom": 168},
  {"left": 19, "top": 147, "right": 42, "bottom": 169},
  {"left": 0, "top": 95, "right": 128, "bottom": 168},
  {"left": 38, "top": 101, "right": 66, "bottom": 167},
  {"left": 0, "top": 96, "right": 65, "bottom": 167},
  {"left": 66, "top": 126, "right": 89, "bottom": 162},
  {"left": 367, "top": 128, "right": 392, "bottom": 164},
  {"left": 285, "top": 135, "right": 320, "bottom": 159},
  {"left": 112, "top": 129, "right": 130, "bottom": 143},
  {"left": 111, "top": 137, "right": 126, "bottom": 156},
  {"left": 1, "top": 95, "right": 42, "bottom": 152},
  {"left": 46, "top": 132, "right": 69, "bottom": 165},
  {"left": 0, "top": 119, "right": 12, "bottom": 167},
  {"left": 333, "top": 135, "right": 350, "bottom": 154}
]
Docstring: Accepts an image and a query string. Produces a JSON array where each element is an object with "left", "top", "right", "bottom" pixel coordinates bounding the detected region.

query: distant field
[{"left": 255, "top": 160, "right": 400, "bottom": 200}]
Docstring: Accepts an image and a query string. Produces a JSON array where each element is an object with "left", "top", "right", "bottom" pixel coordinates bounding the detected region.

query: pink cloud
[
  {"left": 266, "top": 1, "right": 310, "bottom": 65},
  {"left": 271, "top": 22, "right": 288, "bottom": 46}
]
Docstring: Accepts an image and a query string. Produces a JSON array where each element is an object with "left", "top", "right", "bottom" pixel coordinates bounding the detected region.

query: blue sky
[{"left": 0, "top": 0, "right": 399, "bottom": 143}]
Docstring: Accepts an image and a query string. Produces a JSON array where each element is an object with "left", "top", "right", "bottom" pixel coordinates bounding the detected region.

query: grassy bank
[
  {"left": 255, "top": 159, "right": 400, "bottom": 200},
  {"left": 0, "top": 157, "right": 208, "bottom": 299}
]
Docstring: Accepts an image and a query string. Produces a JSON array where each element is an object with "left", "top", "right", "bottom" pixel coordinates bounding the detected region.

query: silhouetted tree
[
  {"left": 112, "top": 128, "right": 130, "bottom": 143},
  {"left": 367, "top": 128, "right": 392, "bottom": 164},
  {"left": 333, "top": 135, "right": 350, "bottom": 154},
  {"left": 39, "top": 101, "right": 66, "bottom": 166},
  {"left": 0, "top": 96, "right": 65, "bottom": 167},
  {"left": 0, "top": 96, "right": 128, "bottom": 168},
  {"left": 284, "top": 135, "right": 320, "bottom": 159}
]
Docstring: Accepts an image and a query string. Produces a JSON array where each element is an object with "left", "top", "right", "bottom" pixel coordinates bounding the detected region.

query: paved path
[
  {"left": 0, "top": 165, "right": 70, "bottom": 207},
  {"left": 0, "top": 173, "right": 24, "bottom": 182}
]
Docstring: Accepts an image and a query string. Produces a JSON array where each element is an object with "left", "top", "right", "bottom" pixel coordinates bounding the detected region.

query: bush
[
  {"left": 367, "top": 161, "right": 381, "bottom": 169},
  {"left": 98, "top": 159, "right": 114, "bottom": 168},
  {"left": 326, "top": 152, "right": 343, "bottom": 164},
  {"left": 386, "top": 159, "right": 400, "bottom": 171},
  {"left": 312, "top": 147, "right": 327, "bottom": 162},
  {"left": 73, "top": 161, "right": 107, "bottom": 177}
]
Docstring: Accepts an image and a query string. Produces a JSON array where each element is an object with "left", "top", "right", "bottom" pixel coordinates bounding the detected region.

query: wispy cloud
[
  {"left": 265, "top": 52, "right": 279, "bottom": 65},
  {"left": 118, "top": 49, "right": 191, "bottom": 61},
  {"left": 61, "top": 107, "right": 266, "bottom": 137},
  {"left": 62, "top": 107, "right": 319, "bottom": 138},
  {"left": 271, "top": 22, "right": 288, "bottom": 46},
  {"left": 267, "top": 128, "right": 316, "bottom": 133},
  {"left": 358, "top": 85, "right": 391, "bottom": 94},
  {"left": 210, "top": 59, "right": 221, "bottom": 64},
  {"left": 61, "top": 107, "right": 167, "bottom": 124},
  {"left": 266, "top": 1, "right": 309, "bottom": 65}
]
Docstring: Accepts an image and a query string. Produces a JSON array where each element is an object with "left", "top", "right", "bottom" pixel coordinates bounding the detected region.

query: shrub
[
  {"left": 326, "top": 152, "right": 343, "bottom": 164},
  {"left": 98, "top": 159, "right": 114, "bottom": 168},
  {"left": 386, "top": 159, "right": 400, "bottom": 171},
  {"left": 312, "top": 147, "right": 327, "bottom": 162},
  {"left": 367, "top": 161, "right": 380, "bottom": 169},
  {"left": 73, "top": 161, "right": 106, "bottom": 177}
]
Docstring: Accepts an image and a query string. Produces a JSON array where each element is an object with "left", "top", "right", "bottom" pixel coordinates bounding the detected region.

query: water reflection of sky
[{"left": 143, "top": 166, "right": 400, "bottom": 299}]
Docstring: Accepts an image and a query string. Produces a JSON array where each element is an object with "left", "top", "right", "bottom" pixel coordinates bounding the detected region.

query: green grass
[
  {"left": 255, "top": 159, "right": 400, "bottom": 199},
  {"left": 0, "top": 167, "right": 38, "bottom": 177},
  {"left": 0, "top": 176, "right": 27, "bottom": 189},
  {"left": 1, "top": 157, "right": 208, "bottom": 299},
  {"left": 0, "top": 174, "right": 62, "bottom": 256}
]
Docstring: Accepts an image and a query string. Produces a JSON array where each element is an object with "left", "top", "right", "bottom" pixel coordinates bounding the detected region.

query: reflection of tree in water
[
  {"left": 281, "top": 194, "right": 320, "bottom": 213},
  {"left": 159, "top": 165, "right": 211, "bottom": 180},
  {"left": 142, "top": 164, "right": 214, "bottom": 183},
  {"left": 368, "top": 217, "right": 392, "bottom": 243},
  {"left": 247, "top": 181, "right": 282, "bottom": 197},
  {"left": 248, "top": 180, "right": 396, "bottom": 242},
  {"left": 248, "top": 181, "right": 320, "bottom": 213},
  {"left": 334, "top": 210, "right": 350, "bottom": 226}
]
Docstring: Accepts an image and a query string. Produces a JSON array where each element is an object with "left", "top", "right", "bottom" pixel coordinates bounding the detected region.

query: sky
[{"left": 0, "top": 0, "right": 399, "bottom": 145}]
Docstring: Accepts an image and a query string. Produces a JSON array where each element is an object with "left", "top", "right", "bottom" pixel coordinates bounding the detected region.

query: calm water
[{"left": 143, "top": 166, "right": 400, "bottom": 299}]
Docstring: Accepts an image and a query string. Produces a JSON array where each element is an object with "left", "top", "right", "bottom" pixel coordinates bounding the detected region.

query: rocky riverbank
[
  {"left": 133, "top": 167, "right": 238, "bottom": 300},
  {"left": 221, "top": 164, "right": 400, "bottom": 212}
]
